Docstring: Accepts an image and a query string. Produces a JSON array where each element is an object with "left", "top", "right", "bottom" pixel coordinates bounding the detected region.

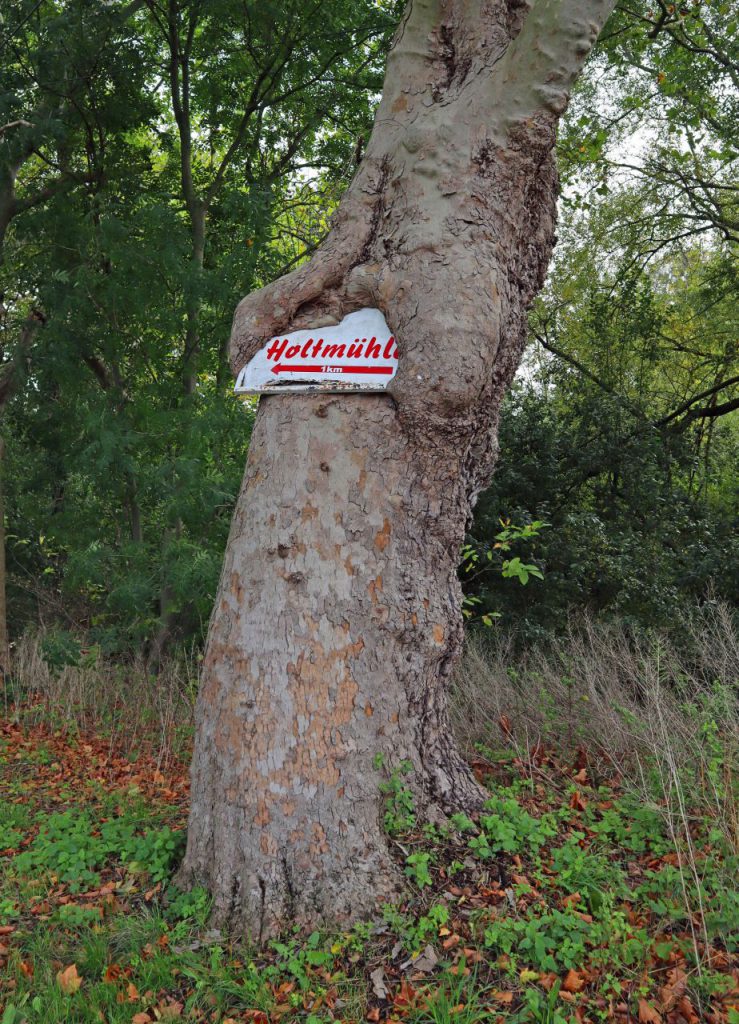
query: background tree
[
  {"left": 1, "top": 0, "right": 395, "bottom": 659},
  {"left": 4, "top": 1, "right": 734, "bottom": 664},
  {"left": 464, "top": 0, "right": 738, "bottom": 638}
]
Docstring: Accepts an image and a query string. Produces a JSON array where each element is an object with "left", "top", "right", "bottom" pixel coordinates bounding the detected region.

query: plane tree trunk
[{"left": 178, "top": 0, "right": 616, "bottom": 941}]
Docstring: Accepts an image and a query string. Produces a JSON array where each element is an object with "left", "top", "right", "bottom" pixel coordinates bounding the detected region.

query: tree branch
[
  {"left": 655, "top": 375, "right": 739, "bottom": 431},
  {"left": 534, "top": 331, "right": 646, "bottom": 420},
  {"left": 497, "top": 0, "right": 618, "bottom": 131},
  {"left": 0, "top": 120, "right": 34, "bottom": 137}
]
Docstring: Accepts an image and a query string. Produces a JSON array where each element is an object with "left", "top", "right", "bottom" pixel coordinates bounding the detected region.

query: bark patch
[{"left": 374, "top": 519, "right": 391, "bottom": 551}]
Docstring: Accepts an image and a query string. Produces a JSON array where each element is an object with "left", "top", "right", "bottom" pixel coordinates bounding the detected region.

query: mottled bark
[{"left": 179, "top": 0, "right": 617, "bottom": 940}]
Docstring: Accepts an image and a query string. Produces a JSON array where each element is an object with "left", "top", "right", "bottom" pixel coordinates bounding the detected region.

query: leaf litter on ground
[{"left": 0, "top": 698, "right": 737, "bottom": 1023}]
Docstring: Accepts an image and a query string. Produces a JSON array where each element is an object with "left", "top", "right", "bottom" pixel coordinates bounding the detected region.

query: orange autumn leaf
[
  {"left": 131, "top": 1014, "right": 152, "bottom": 1024},
  {"left": 366, "top": 1008, "right": 381, "bottom": 1022},
  {"left": 493, "top": 991, "right": 514, "bottom": 1004},
  {"left": 393, "top": 978, "right": 417, "bottom": 1008},
  {"left": 569, "top": 790, "right": 588, "bottom": 812},
  {"left": 563, "top": 969, "right": 586, "bottom": 993},
  {"left": 127, "top": 981, "right": 140, "bottom": 1001},
  {"left": 56, "top": 963, "right": 82, "bottom": 994}
]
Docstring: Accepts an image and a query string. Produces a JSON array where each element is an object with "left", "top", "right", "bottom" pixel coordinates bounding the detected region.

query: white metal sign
[{"left": 234, "top": 308, "right": 398, "bottom": 395}]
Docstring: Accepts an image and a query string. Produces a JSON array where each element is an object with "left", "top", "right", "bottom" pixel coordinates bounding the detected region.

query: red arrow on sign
[{"left": 271, "top": 364, "right": 394, "bottom": 375}]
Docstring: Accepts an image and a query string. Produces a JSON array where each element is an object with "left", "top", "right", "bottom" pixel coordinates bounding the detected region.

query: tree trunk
[
  {"left": 182, "top": 200, "right": 206, "bottom": 395},
  {"left": 179, "top": 0, "right": 616, "bottom": 940}
]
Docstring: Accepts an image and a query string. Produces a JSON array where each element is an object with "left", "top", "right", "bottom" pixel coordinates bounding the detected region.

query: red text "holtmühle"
[{"left": 266, "top": 336, "right": 398, "bottom": 362}]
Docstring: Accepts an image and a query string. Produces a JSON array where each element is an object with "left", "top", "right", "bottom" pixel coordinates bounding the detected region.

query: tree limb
[
  {"left": 497, "top": 0, "right": 618, "bottom": 130},
  {"left": 0, "top": 120, "right": 34, "bottom": 137},
  {"left": 655, "top": 375, "right": 739, "bottom": 431}
]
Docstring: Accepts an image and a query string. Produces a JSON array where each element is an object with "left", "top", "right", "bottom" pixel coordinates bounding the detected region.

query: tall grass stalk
[
  {"left": 4, "top": 633, "right": 197, "bottom": 765},
  {"left": 452, "top": 603, "right": 738, "bottom": 971}
]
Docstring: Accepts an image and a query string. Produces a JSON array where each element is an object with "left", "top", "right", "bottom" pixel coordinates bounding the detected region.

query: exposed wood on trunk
[{"left": 180, "top": 0, "right": 618, "bottom": 940}]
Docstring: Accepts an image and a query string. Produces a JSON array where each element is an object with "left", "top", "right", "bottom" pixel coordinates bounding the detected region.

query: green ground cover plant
[{"left": 1, "top": 662, "right": 736, "bottom": 1024}]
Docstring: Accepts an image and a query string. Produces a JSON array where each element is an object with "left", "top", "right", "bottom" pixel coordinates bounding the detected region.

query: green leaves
[
  {"left": 501, "top": 558, "right": 544, "bottom": 586},
  {"left": 12, "top": 810, "right": 184, "bottom": 891},
  {"left": 404, "top": 852, "right": 434, "bottom": 889},
  {"left": 460, "top": 520, "right": 547, "bottom": 626},
  {"left": 1, "top": 0, "right": 395, "bottom": 657}
]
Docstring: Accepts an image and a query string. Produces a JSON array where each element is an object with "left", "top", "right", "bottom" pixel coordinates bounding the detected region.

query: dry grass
[
  {"left": 4, "top": 633, "right": 197, "bottom": 767},
  {"left": 452, "top": 603, "right": 739, "bottom": 970},
  {"left": 454, "top": 602, "right": 735, "bottom": 752},
  {"left": 7, "top": 605, "right": 738, "bottom": 850}
]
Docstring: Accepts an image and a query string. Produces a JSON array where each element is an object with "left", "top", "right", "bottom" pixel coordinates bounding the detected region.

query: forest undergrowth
[{"left": 1, "top": 611, "right": 737, "bottom": 1024}]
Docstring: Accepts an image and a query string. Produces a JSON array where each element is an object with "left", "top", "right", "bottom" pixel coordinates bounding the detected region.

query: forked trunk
[{"left": 179, "top": 0, "right": 616, "bottom": 939}]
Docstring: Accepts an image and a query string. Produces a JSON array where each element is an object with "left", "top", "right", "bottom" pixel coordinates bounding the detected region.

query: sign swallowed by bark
[{"left": 234, "top": 308, "right": 398, "bottom": 394}]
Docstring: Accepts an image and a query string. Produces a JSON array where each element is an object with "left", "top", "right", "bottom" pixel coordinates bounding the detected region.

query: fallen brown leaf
[
  {"left": 156, "top": 1002, "right": 183, "bottom": 1020},
  {"left": 370, "top": 966, "right": 388, "bottom": 1000},
  {"left": 563, "top": 969, "right": 586, "bottom": 993},
  {"left": 677, "top": 995, "right": 699, "bottom": 1023},
  {"left": 569, "top": 790, "right": 588, "bottom": 812},
  {"left": 638, "top": 998, "right": 662, "bottom": 1023},
  {"left": 659, "top": 967, "right": 687, "bottom": 1011},
  {"left": 56, "top": 963, "right": 82, "bottom": 994}
]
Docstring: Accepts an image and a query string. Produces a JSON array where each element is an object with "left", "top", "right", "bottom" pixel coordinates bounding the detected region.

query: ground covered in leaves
[{"left": 0, "top": 705, "right": 737, "bottom": 1024}]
